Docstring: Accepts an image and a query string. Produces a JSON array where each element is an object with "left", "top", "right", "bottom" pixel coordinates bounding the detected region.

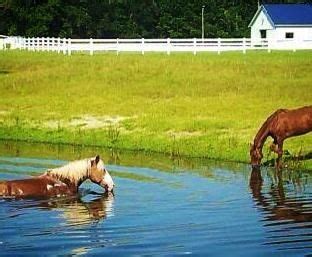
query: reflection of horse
[
  {"left": 0, "top": 155, "right": 115, "bottom": 198},
  {"left": 250, "top": 106, "right": 312, "bottom": 169},
  {"left": 35, "top": 192, "right": 115, "bottom": 226},
  {"left": 249, "top": 167, "right": 312, "bottom": 223}
]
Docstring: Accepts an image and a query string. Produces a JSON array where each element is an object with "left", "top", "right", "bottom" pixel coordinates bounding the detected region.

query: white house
[{"left": 249, "top": 4, "right": 312, "bottom": 49}]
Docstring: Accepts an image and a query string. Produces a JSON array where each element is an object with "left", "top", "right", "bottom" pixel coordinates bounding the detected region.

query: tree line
[{"left": 0, "top": 0, "right": 310, "bottom": 38}]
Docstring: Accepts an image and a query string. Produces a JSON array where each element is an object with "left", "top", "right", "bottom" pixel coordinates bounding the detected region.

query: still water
[{"left": 0, "top": 141, "right": 311, "bottom": 256}]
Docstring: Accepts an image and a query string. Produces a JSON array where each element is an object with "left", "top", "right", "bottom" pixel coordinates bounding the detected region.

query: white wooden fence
[{"left": 3, "top": 36, "right": 312, "bottom": 55}]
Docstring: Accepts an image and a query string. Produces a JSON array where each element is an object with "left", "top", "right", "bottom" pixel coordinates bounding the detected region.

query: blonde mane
[{"left": 46, "top": 158, "right": 91, "bottom": 185}]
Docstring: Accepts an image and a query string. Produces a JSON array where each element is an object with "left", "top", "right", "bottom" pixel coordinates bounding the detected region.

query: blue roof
[{"left": 263, "top": 4, "right": 312, "bottom": 25}]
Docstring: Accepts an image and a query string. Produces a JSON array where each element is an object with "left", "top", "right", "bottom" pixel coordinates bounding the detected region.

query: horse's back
[
  {"left": 0, "top": 176, "right": 73, "bottom": 198},
  {"left": 274, "top": 106, "right": 312, "bottom": 137}
]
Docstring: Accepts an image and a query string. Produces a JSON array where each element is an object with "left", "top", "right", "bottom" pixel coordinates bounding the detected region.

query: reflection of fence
[{"left": 3, "top": 37, "right": 312, "bottom": 55}]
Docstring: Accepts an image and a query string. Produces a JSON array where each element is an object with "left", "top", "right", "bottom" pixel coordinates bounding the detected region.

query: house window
[
  {"left": 285, "top": 32, "right": 294, "bottom": 39},
  {"left": 260, "top": 30, "right": 267, "bottom": 39}
]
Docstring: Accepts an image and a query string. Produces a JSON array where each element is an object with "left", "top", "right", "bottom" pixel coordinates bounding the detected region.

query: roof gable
[{"left": 263, "top": 4, "right": 312, "bottom": 25}]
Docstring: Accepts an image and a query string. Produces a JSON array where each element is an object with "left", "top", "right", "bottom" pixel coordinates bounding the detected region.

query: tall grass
[{"left": 0, "top": 50, "right": 311, "bottom": 165}]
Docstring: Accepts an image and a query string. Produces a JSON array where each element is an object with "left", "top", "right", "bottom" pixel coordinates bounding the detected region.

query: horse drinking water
[
  {"left": 0, "top": 155, "right": 115, "bottom": 198},
  {"left": 250, "top": 106, "right": 312, "bottom": 169}
]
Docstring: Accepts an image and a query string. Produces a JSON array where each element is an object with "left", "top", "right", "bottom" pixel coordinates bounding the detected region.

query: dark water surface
[{"left": 0, "top": 141, "right": 311, "bottom": 256}]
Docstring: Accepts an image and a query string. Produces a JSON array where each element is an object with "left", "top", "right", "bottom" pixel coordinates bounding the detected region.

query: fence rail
[{"left": 2, "top": 36, "right": 312, "bottom": 55}]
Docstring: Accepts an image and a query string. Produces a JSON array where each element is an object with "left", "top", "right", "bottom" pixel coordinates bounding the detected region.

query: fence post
[
  {"left": 193, "top": 38, "right": 197, "bottom": 55},
  {"left": 19, "top": 37, "right": 23, "bottom": 50},
  {"left": 267, "top": 39, "right": 271, "bottom": 53},
  {"left": 141, "top": 38, "right": 145, "bottom": 55},
  {"left": 36, "top": 37, "right": 39, "bottom": 51},
  {"left": 18, "top": 37, "right": 22, "bottom": 50},
  {"left": 90, "top": 38, "right": 94, "bottom": 55},
  {"left": 57, "top": 38, "right": 61, "bottom": 54},
  {"left": 63, "top": 38, "right": 67, "bottom": 55},
  {"left": 48, "top": 37, "right": 51, "bottom": 52},
  {"left": 243, "top": 37, "right": 246, "bottom": 54},
  {"left": 293, "top": 39, "right": 296, "bottom": 52},
  {"left": 116, "top": 38, "right": 119, "bottom": 55},
  {"left": 51, "top": 37, "right": 54, "bottom": 52},
  {"left": 40, "top": 37, "right": 44, "bottom": 51},
  {"left": 68, "top": 38, "right": 71, "bottom": 56},
  {"left": 167, "top": 38, "right": 171, "bottom": 55},
  {"left": 218, "top": 38, "right": 221, "bottom": 54},
  {"left": 32, "top": 37, "right": 35, "bottom": 51}
]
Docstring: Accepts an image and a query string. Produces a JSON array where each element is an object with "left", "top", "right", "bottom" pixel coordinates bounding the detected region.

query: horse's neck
[
  {"left": 253, "top": 110, "right": 281, "bottom": 150},
  {"left": 254, "top": 128, "right": 268, "bottom": 150},
  {"left": 46, "top": 160, "right": 90, "bottom": 187}
]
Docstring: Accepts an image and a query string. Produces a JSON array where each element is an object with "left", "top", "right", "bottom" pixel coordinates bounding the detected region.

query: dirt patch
[
  {"left": 0, "top": 111, "right": 10, "bottom": 116},
  {"left": 44, "top": 115, "right": 135, "bottom": 130},
  {"left": 167, "top": 130, "right": 202, "bottom": 138}
]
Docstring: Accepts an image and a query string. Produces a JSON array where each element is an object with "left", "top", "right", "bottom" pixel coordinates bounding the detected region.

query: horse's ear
[{"left": 95, "top": 155, "right": 100, "bottom": 164}]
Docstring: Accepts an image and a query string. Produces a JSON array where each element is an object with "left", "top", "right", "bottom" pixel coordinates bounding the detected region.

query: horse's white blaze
[
  {"left": 47, "top": 184, "right": 53, "bottom": 191},
  {"left": 97, "top": 160, "right": 114, "bottom": 192},
  {"left": 103, "top": 170, "right": 115, "bottom": 192}
]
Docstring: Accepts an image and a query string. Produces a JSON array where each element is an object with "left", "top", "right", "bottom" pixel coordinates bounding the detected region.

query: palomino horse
[
  {"left": 0, "top": 155, "right": 115, "bottom": 198},
  {"left": 250, "top": 106, "right": 312, "bottom": 169}
]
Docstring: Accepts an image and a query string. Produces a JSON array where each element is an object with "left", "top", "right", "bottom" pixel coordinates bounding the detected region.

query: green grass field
[{"left": 0, "top": 50, "right": 311, "bottom": 167}]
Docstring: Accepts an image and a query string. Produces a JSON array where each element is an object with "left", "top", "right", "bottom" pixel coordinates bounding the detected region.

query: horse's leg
[
  {"left": 270, "top": 138, "right": 278, "bottom": 154},
  {"left": 276, "top": 140, "right": 284, "bottom": 171},
  {"left": 0, "top": 182, "right": 9, "bottom": 196}
]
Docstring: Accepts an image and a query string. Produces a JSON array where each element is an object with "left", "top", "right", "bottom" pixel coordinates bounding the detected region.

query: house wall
[
  {"left": 250, "top": 9, "right": 312, "bottom": 47},
  {"left": 273, "top": 27, "right": 312, "bottom": 41},
  {"left": 250, "top": 10, "right": 274, "bottom": 40}
]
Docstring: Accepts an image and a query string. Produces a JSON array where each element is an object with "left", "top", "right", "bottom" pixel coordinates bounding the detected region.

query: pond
[{"left": 0, "top": 141, "right": 311, "bottom": 256}]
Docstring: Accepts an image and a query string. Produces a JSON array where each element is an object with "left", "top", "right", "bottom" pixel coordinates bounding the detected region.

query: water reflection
[
  {"left": 249, "top": 168, "right": 312, "bottom": 250},
  {"left": 0, "top": 140, "right": 248, "bottom": 175},
  {"left": 20, "top": 192, "right": 114, "bottom": 227},
  {"left": 58, "top": 192, "right": 114, "bottom": 226}
]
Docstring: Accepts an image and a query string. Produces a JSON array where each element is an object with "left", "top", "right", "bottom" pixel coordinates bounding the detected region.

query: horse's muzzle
[
  {"left": 251, "top": 164, "right": 261, "bottom": 170},
  {"left": 103, "top": 183, "right": 114, "bottom": 193}
]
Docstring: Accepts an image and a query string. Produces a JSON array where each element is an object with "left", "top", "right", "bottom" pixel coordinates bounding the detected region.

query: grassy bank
[{"left": 0, "top": 50, "right": 311, "bottom": 167}]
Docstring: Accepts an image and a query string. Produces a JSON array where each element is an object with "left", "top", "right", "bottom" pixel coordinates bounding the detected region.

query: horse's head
[
  {"left": 89, "top": 155, "right": 115, "bottom": 192},
  {"left": 250, "top": 143, "right": 263, "bottom": 168}
]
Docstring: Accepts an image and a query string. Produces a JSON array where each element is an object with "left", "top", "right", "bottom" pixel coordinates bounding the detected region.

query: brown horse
[
  {"left": 0, "top": 155, "right": 115, "bottom": 198},
  {"left": 250, "top": 106, "right": 312, "bottom": 169}
]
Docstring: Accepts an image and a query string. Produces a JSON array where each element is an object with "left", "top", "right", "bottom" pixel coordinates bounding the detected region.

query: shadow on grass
[{"left": 0, "top": 70, "right": 10, "bottom": 75}]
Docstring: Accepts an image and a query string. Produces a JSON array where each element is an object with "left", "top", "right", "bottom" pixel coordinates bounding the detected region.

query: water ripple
[{"left": 0, "top": 155, "right": 312, "bottom": 256}]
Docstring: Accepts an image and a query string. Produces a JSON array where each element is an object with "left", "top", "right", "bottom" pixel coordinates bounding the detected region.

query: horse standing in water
[
  {"left": 250, "top": 106, "right": 312, "bottom": 169},
  {"left": 0, "top": 155, "right": 115, "bottom": 198}
]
